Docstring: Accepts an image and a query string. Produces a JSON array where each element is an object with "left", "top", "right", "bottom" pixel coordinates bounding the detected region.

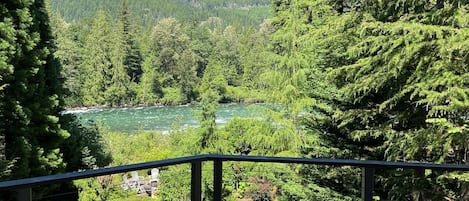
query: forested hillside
[
  {"left": 50, "top": 0, "right": 271, "bottom": 27},
  {"left": 51, "top": 0, "right": 273, "bottom": 107},
  {"left": 1, "top": 0, "right": 469, "bottom": 200}
]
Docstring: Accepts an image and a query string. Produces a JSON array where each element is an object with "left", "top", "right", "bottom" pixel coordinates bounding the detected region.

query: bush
[{"left": 160, "top": 87, "right": 186, "bottom": 105}]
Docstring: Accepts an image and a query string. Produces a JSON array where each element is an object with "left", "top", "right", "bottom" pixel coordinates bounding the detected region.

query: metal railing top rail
[
  {"left": 0, "top": 155, "right": 205, "bottom": 191},
  {"left": 206, "top": 155, "right": 469, "bottom": 170},
  {"left": 1, "top": 154, "right": 469, "bottom": 191}
]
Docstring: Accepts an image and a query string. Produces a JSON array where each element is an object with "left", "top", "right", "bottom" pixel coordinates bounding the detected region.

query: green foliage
[
  {"left": 211, "top": 26, "right": 243, "bottom": 87},
  {"left": 48, "top": 3, "right": 275, "bottom": 107},
  {"left": 150, "top": 18, "right": 191, "bottom": 87},
  {"left": 0, "top": 0, "right": 69, "bottom": 182},
  {"left": 200, "top": 59, "right": 229, "bottom": 101},
  {"left": 118, "top": 0, "right": 143, "bottom": 83},
  {"left": 156, "top": 164, "right": 191, "bottom": 200},
  {"left": 60, "top": 115, "right": 111, "bottom": 171},
  {"left": 137, "top": 37, "right": 162, "bottom": 105},
  {"left": 267, "top": 1, "right": 363, "bottom": 198},
  {"left": 317, "top": 0, "right": 469, "bottom": 200},
  {"left": 103, "top": 131, "right": 172, "bottom": 165},
  {"left": 197, "top": 89, "right": 220, "bottom": 150},
  {"left": 49, "top": 0, "right": 271, "bottom": 27},
  {"left": 113, "top": 195, "right": 155, "bottom": 201},
  {"left": 51, "top": 12, "right": 84, "bottom": 106},
  {"left": 47, "top": 0, "right": 278, "bottom": 107},
  {"left": 160, "top": 87, "right": 186, "bottom": 105},
  {"left": 9, "top": 0, "right": 468, "bottom": 200},
  {"left": 80, "top": 11, "right": 113, "bottom": 106},
  {"left": 75, "top": 175, "right": 128, "bottom": 201},
  {"left": 177, "top": 50, "right": 199, "bottom": 102}
]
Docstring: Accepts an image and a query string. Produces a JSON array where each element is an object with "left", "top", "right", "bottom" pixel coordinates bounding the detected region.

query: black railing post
[
  {"left": 361, "top": 167, "right": 374, "bottom": 201},
  {"left": 213, "top": 159, "right": 223, "bottom": 201},
  {"left": 16, "top": 188, "right": 32, "bottom": 201},
  {"left": 191, "top": 160, "right": 202, "bottom": 201}
]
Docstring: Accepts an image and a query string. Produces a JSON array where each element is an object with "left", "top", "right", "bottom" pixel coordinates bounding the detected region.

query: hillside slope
[{"left": 50, "top": 0, "right": 271, "bottom": 26}]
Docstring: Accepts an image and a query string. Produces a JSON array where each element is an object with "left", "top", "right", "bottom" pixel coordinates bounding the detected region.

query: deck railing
[{"left": 1, "top": 154, "right": 469, "bottom": 201}]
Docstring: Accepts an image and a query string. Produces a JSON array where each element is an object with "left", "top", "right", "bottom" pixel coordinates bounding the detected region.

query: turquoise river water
[{"left": 65, "top": 104, "right": 265, "bottom": 133}]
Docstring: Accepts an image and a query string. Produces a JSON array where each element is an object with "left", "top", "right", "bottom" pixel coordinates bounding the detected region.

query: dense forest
[
  {"left": 50, "top": 0, "right": 274, "bottom": 107},
  {"left": 1, "top": 0, "right": 469, "bottom": 201},
  {"left": 50, "top": 0, "right": 271, "bottom": 27}
]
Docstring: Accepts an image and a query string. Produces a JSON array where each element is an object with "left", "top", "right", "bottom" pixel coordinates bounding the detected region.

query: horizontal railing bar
[
  {"left": 205, "top": 155, "right": 469, "bottom": 171},
  {"left": 1, "top": 154, "right": 469, "bottom": 191},
  {"left": 0, "top": 155, "right": 206, "bottom": 191}
]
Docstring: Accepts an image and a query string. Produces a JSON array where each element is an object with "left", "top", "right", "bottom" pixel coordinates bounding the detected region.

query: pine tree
[
  {"left": 325, "top": 0, "right": 469, "bottom": 200},
  {"left": 271, "top": 0, "right": 469, "bottom": 199},
  {"left": 0, "top": 0, "right": 69, "bottom": 182},
  {"left": 197, "top": 59, "right": 227, "bottom": 150},
  {"left": 105, "top": 7, "right": 135, "bottom": 106},
  {"left": 240, "top": 20, "right": 275, "bottom": 90},
  {"left": 268, "top": 0, "right": 366, "bottom": 200},
  {"left": 117, "top": 0, "right": 143, "bottom": 83},
  {"left": 80, "top": 11, "right": 113, "bottom": 106}
]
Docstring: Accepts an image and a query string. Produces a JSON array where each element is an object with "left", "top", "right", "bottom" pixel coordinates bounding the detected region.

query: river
[{"left": 65, "top": 103, "right": 265, "bottom": 133}]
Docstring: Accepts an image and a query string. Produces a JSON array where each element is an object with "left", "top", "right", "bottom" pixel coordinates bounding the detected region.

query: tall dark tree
[
  {"left": 105, "top": 6, "right": 136, "bottom": 106},
  {"left": 0, "top": 0, "right": 69, "bottom": 182},
  {"left": 117, "top": 0, "right": 143, "bottom": 83}
]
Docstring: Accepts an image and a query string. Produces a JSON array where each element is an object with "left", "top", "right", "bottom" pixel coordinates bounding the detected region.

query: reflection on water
[{"left": 65, "top": 104, "right": 265, "bottom": 133}]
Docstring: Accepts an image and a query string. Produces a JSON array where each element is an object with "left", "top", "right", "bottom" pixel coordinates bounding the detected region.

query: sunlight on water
[{"left": 67, "top": 104, "right": 265, "bottom": 133}]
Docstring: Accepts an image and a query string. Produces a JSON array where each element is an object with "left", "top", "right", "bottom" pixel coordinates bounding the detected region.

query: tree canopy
[{"left": 2, "top": 0, "right": 469, "bottom": 200}]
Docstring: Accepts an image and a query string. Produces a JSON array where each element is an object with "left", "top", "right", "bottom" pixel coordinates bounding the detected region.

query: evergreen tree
[
  {"left": 48, "top": 0, "right": 272, "bottom": 28},
  {"left": 0, "top": 0, "right": 69, "bottom": 182},
  {"left": 117, "top": 0, "right": 143, "bottom": 83},
  {"left": 329, "top": 1, "right": 469, "bottom": 199},
  {"left": 269, "top": 0, "right": 364, "bottom": 200},
  {"left": 270, "top": 0, "right": 469, "bottom": 199},
  {"left": 80, "top": 11, "right": 113, "bottom": 106},
  {"left": 198, "top": 88, "right": 220, "bottom": 150},
  {"left": 240, "top": 20, "right": 275, "bottom": 90},
  {"left": 105, "top": 8, "right": 135, "bottom": 106},
  {"left": 189, "top": 22, "right": 214, "bottom": 78},
  {"left": 197, "top": 59, "right": 227, "bottom": 149}
]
